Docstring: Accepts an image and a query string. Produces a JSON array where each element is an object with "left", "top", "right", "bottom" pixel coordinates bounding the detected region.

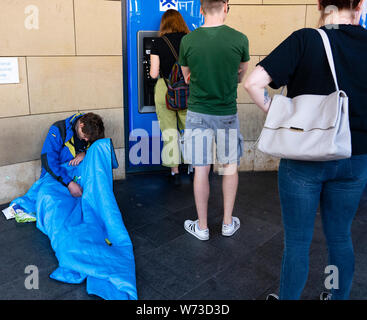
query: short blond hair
[{"left": 201, "top": 0, "right": 227, "bottom": 14}]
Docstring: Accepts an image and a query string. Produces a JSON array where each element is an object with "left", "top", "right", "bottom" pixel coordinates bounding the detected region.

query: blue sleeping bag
[{"left": 11, "top": 138, "right": 137, "bottom": 300}]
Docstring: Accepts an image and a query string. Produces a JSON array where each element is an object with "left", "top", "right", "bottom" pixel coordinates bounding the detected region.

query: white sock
[
  {"left": 224, "top": 219, "right": 234, "bottom": 227},
  {"left": 197, "top": 222, "right": 207, "bottom": 231}
]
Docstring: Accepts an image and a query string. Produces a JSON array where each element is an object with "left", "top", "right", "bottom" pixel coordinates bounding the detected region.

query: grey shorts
[{"left": 183, "top": 110, "right": 244, "bottom": 166}]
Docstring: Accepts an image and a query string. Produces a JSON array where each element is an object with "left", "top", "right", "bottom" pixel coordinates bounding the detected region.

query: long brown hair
[
  {"left": 159, "top": 9, "right": 190, "bottom": 36},
  {"left": 318, "top": 0, "right": 362, "bottom": 25},
  {"left": 319, "top": 0, "right": 361, "bottom": 9}
]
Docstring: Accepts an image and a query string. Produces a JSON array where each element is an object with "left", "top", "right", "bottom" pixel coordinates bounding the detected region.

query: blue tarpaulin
[{"left": 11, "top": 138, "right": 138, "bottom": 300}]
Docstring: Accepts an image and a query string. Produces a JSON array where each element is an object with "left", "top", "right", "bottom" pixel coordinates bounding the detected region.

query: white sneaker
[
  {"left": 184, "top": 220, "right": 209, "bottom": 241},
  {"left": 222, "top": 217, "right": 240, "bottom": 237},
  {"left": 266, "top": 293, "right": 279, "bottom": 300}
]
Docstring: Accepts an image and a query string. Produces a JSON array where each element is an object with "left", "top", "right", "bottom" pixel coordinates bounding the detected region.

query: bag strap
[
  {"left": 316, "top": 29, "right": 340, "bottom": 92},
  {"left": 161, "top": 35, "right": 179, "bottom": 61}
]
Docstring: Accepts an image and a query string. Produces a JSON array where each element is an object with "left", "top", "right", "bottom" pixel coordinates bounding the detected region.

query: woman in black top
[
  {"left": 150, "top": 10, "right": 189, "bottom": 183},
  {"left": 245, "top": 0, "right": 367, "bottom": 300}
]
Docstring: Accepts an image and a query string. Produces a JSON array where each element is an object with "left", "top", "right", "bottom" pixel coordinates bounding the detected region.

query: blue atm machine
[
  {"left": 122, "top": 0, "right": 203, "bottom": 173},
  {"left": 361, "top": 2, "right": 367, "bottom": 29}
]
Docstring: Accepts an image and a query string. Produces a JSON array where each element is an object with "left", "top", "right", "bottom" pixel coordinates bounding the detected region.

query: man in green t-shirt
[{"left": 179, "top": 0, "right": 250, "bottom": 241}]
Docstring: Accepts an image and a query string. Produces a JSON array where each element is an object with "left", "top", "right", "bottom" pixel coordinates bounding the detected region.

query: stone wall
[
  {"left": 0, "top": 0, "right": 321, "bottom": 204},
  {"left": 230, "top": 0, "right": 320, "bottom": 172},
  {"left": 0, "top": 0, "right": 124, "bottom": 204}
]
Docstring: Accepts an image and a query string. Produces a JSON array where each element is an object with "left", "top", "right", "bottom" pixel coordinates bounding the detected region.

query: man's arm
[
  {"left": 69, "top": 152, "right": 86, "bottom": 166},
  {"left": 244, "top": 65, "right": 273, "bottom": 113},
  {"left": 41, "top": 125, "right": 82, "bottom": 197},
  {"left": 238, "top": 61, "right": 249, "bottom": 83},
  {"left": 181, "top": 66, "right": 191, "bottom": 84},
  {"left": 41, "top": 126, "right": 72, "bottom": 187}
]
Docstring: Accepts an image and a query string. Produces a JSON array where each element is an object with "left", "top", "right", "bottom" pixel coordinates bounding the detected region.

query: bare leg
[
  {"left": 221, "top": 164, "right": 238, "bottom": 225},
  {"left": 193, "top": 165, "right": 211, "bottom": 230}
]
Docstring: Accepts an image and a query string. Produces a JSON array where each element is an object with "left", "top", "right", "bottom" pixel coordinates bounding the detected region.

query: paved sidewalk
[{"left": 1, "top": 171, "right": 366, "bottom": 300}]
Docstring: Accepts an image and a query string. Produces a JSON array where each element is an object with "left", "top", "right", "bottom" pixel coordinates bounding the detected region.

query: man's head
[
  {"left": 200, "top": 0, "right": 229, "bottom": 16},
  {"left": 76, "top": 113, "right": 105, "bottom": 143}
]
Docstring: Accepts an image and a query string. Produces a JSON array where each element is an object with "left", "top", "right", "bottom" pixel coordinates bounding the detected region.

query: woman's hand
[{"left": 69, "top": 152, "right": 85, "bottom": 166}]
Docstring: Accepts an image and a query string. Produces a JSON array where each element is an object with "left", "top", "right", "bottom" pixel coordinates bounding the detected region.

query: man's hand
[
  {"left": 69, "top": 152, "right": 85, "bottom": 166},
  {"left": 68, "top": 181, "right": 83, "bottom": 197},
  {"left": 181, "top": 66, "right": 191, "bottom": 84}
]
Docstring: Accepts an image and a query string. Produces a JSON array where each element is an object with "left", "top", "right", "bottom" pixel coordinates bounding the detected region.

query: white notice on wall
[{"left": 0, "top": 58, "right": 20, "bottom": 84}]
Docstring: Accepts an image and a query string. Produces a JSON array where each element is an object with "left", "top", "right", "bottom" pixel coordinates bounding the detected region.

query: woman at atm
[{"left": 150, "top": 9, "right": 190, "bottom": 184}]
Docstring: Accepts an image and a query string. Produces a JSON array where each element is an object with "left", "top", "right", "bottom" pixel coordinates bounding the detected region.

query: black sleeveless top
[{"left": 151, "top": 32, "right": 187, "bottom": 79}]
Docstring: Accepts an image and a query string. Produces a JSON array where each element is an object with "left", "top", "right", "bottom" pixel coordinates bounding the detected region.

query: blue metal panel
[
  {"left": 361, "top": 2, "right": 367, "bottom": 29},
  {"left": 125, "top": 0, "right": 203, "bottom": 171}
]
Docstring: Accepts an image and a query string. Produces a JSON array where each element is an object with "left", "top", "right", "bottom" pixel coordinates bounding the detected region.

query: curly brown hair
[{"left": 79, "top": 113, "right": 105, "bottom": 144}]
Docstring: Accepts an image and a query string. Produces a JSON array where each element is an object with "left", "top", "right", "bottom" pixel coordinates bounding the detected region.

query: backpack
[{"left": 161, "top": 36, "right": 189, "bottom": 111}]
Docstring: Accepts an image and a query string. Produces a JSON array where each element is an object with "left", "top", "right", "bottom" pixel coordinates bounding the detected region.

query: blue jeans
[{"left": 278, "top": 155, "right": 367, "bottom": 300}]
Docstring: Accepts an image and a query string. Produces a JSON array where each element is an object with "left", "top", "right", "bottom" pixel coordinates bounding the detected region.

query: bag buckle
[{"left": 290, "top": 127, "right": 304, "bottom": 132}]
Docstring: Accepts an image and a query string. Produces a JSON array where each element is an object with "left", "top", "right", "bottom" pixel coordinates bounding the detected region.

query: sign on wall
[{"left": 0, "top": 58, "right": 20, "bottom": 84}]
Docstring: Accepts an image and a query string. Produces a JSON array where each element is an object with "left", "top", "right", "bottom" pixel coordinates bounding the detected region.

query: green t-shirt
[{"left": 179, "top": 25, "right": 250, "bottom": 116}]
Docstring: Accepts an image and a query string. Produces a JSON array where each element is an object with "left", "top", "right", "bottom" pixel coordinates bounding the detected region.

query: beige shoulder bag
[{"left": 257, "top": 29, "right": 351, "bottom": 161}]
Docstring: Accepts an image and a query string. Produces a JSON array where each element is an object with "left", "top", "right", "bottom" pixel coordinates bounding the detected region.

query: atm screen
[
  {"left": 143, "top": 37, "right": 158, "bottom": 109},
  {"left": 137, "top": 31, "right": 160, "bottom": 114}
]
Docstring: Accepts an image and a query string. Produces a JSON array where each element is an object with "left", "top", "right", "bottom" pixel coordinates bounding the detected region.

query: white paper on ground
[{"left": 2, "top": 205, "right": 16, "bottom": 220}]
